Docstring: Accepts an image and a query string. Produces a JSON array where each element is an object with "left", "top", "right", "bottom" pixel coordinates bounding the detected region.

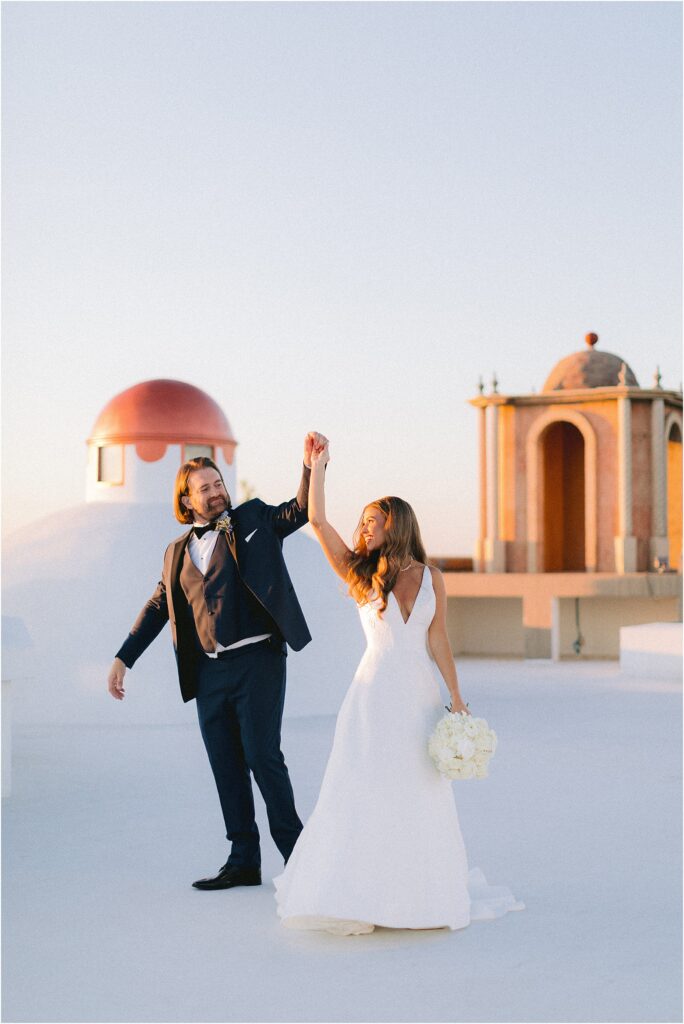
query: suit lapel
[
  {"left": 168, "top": 530, "right": 193, "bottom": 623},
  {"left": 224, "top": 528, "right": 238, "bottom": 566},
  {"left": 225, "top": 508, "right": 243, "bottom": 568}
]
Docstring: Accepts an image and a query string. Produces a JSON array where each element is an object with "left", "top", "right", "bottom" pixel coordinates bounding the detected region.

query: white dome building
[
  {"left": 86, "top": 378, "right": 238, "bottom": 504},
  {"left": 3, "top": 381, "right": 364, "bottom": 728}
]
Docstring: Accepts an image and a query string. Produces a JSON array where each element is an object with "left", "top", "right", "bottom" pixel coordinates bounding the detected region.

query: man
[{"left": 107, "top": 431, "right": 327, "bottom": 890}]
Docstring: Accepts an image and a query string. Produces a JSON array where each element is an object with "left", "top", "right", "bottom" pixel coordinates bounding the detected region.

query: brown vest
[{"left": 179, "top": 538, "right": 276, "bottom": 653}]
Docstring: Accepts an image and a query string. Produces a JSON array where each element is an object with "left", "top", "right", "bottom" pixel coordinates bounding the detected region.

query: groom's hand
[
  {"left": 108, "top": 657, "right": 127, "bottom": 700},
  {"left": 304, "top": 431, "right": 329, "bottom": 469}
]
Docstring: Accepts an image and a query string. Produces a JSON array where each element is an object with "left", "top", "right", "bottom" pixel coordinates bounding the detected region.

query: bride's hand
[
  {"left": 449, "top": 696, "right": 470, "bottom": 715},
  {"left": 310, "top": 441, "right": 330, "bottom": 467}
]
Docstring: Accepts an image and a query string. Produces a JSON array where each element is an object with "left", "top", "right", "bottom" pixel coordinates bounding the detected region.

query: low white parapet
[{"left": 619, "top": 622, "right": 683, "bottom": 680}]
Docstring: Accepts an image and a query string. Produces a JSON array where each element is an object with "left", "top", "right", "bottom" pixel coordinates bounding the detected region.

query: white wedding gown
[{"left": 274, "top": 565, "right": 524, "bottom": 934}]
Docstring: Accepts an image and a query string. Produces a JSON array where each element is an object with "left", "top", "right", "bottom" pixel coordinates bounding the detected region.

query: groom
[{"left": 107, "top": 431, "right": 327, "bottom": 890}]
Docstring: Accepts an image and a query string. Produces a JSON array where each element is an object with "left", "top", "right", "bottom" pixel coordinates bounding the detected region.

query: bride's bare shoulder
[{"left": 427, "top": 564, "right": 446, "bottom": 592}]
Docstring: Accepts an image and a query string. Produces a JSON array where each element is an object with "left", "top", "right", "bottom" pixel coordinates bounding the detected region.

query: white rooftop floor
[{"left": 2, "top": 658, "right": 682, "bottom": 1023}]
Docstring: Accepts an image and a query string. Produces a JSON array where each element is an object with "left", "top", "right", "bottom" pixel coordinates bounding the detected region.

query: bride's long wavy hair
[{"left": 346, "top": 496, "right": 428, "bottom": 614}]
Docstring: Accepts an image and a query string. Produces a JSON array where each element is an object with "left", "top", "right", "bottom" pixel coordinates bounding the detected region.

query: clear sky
[{"left": 3, "top": 1, "right": 681, "bottom": 553}]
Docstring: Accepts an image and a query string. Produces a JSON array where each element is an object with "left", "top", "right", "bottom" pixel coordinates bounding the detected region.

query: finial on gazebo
[
  {"left": 491, "top": 372, "right": 499, "bottom": 395},
  {"left": 653, "top": 366, "right": 663, "bottom": 389},
  {"left": 477, "top": 375, "right": 484, "bottom": 395},
  {"left": 585, "top": 332, "right": 599, "bottom": 347}
]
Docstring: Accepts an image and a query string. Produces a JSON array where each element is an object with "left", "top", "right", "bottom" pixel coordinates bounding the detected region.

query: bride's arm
[
  {"left": 309, "top": 443, "right": 352, "bottom": 581},
  {"left": 427, "top": 567, "right": 470, "bottom": 715}
]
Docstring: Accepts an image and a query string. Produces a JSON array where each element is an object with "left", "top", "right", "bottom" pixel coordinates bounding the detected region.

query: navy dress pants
[{"left": 195, "top": 638, "right": 303, "bottom": 869}]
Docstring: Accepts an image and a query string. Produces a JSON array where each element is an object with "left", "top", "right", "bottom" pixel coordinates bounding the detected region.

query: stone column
[
  {"left": 474, "top": 404, "right": 488, "bottom": 572},
  {"left": 550, "top": 597, "right": 562, "bottom": 662},
  {"left": 615, "top": 395, "right": 637, "bottom": 573},
  {"left": 522, "top": 590, "right": 552, "bottom": 658},
  {"left": 649, "top": 397, "right": 669, "bottom": 565},
  {"left": 484, "top": 404, "right": 506, "bottom": 572}
]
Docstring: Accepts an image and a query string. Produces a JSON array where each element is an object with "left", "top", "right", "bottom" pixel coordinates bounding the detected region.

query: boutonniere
[{"left": 214, "top": 512, "right": 234, "bottom": 536}]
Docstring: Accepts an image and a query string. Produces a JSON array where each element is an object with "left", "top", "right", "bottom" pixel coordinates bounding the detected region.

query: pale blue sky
[{"left": 3, "top": 1, "right": 681, "bottom": 551}]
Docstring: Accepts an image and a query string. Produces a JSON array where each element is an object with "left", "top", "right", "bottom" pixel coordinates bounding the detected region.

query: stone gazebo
[
  {"left": 471, "top": 333, "right": 682, "bottom": 575},
  {"left": 443, "top": 334, "right": 682, "bottom": 660}
]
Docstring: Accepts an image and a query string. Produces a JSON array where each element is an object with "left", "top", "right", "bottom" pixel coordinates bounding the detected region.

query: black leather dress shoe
[{"left": 192, "top": 863, "right": 262, "bottom": 891}]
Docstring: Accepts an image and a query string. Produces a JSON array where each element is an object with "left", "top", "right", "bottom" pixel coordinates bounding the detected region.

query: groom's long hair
[
  {"left": 173, "top": 456, "right": 231, "bottom": 524},
  {"left": 346, "top": 497, "right": 428, "bottom": 615}
]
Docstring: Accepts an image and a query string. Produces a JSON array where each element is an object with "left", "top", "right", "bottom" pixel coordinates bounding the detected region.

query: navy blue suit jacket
[{"left": 116, "top": 466, "right": 312, "bottom": 702}]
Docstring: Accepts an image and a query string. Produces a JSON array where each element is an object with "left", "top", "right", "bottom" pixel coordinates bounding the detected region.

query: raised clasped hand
[
  {"left": 304, "top": 431, "right": 329, "bottom": 468},
  {"left": 310, "top": 440, "right": 330, "bottom": 467}
]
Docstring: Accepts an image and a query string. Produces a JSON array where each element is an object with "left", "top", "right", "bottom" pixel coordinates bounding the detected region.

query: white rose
[
  {"left": 455, "top": 737, "right": 476, "bottom": 761},
  {"left": 475, "top": 729, "right": 497, "bottom": 753}
]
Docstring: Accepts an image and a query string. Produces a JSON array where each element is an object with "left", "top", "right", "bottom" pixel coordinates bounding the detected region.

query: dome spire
[{"left": 585, "top": 332, "right": 599, "bottom": 348}]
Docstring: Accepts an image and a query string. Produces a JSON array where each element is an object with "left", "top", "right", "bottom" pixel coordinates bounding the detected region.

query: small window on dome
[
  {"left": 98, "top": 445, "right": 123, "bottom": 484},
  {"left": 184, "top": 444, "right": 214, "bottom": 461}
]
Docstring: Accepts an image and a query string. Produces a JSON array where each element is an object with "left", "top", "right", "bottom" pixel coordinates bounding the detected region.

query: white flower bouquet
[{"left": 428, "top": 711, "right": 497, "bottom": 780}]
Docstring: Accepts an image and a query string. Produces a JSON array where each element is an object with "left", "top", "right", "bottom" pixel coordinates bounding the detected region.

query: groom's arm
[
  {"left": 261, "top": 464, "right": 311, "bottom": 539},
  {"left": 108, "top": 553, "right": 172, "bottom": 700},
  {"left": 115, "top": 575, "right": 170, "bottom": 669},
  {"left": 260, "top": 432, "right": 327, "bottom": 539}
]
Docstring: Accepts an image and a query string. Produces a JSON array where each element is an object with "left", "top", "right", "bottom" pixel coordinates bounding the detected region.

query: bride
[{"left": 274, "top": 441, "right": 523, "bottom": 935}]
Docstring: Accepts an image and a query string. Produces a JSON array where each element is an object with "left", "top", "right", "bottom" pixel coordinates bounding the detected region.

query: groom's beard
[
  {"left": 207, "top": 497, "right": 228, "bottom": 515},
  {"left": 193, "top": 496, "right": 229, "bottom": 523}
]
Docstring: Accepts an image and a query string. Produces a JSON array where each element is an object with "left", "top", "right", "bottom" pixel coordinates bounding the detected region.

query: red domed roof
[{"left": 88, "top": 380, "right": 237, "bottom": 456}]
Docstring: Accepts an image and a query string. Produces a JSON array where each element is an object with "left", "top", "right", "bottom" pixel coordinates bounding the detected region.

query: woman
[{"left": 274, "top": 442, "right": 523, "bottom": 934}]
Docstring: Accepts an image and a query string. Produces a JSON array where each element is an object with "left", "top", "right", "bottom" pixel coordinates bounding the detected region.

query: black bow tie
[
  {"left": 193, "top": 516, "right": 234, "bottom": 540},
  {"left": 193, "top": 523, "right": 215, "bottom": 539}
]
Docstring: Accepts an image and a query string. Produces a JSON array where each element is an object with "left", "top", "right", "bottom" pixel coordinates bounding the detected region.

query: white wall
[{"left": 2, "top": 503, "right": 363, "bottom": 726}]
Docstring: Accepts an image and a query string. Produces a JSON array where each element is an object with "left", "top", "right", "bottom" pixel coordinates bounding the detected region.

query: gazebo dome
[
  {"left": 85, "top": 380, "right": 238, "bottom": 503},
  {"left": 88, "top": 379, "right": 237, "bottom": 463},
  {"left": 543, "top": 334, "right": 639, "bottom": 392}
]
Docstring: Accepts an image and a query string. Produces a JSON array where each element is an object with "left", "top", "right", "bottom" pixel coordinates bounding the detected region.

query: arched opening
[
  {"left": 667, "top": 421, "right": 682, "bottom": 571},
  {"left": 541, "top": 421, "right": 586, "bottom": 571}
]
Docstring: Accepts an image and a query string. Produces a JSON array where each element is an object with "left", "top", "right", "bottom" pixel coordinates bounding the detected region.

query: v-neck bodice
[
  {"left": 390, "top": 564, "right": 429, "bottom": 625},
  {"left": 357, "top": 564, "right": 435, "bottom": 656}
]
